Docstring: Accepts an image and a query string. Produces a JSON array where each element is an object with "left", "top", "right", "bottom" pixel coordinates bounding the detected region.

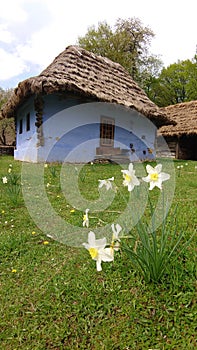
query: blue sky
[{"left": 0, "top": 0, "right": 196, "bottom": 90}]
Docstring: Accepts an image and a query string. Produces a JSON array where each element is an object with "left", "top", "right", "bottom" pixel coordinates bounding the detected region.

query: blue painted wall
[
  {"left": 46, "top": 124, "right": 154, "bottom": 163},
  {"left": 14, "top": 94, "right": 156, "bottom": 163},
  {"left": 14, "top": 96, "right": 37, "bottom": 161}
]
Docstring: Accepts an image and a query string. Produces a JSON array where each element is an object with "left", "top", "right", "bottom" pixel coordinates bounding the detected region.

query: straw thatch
[
  {"left": 159, "top": 100, "right": 197, "bottom": 136},
  {"left": 2, "top": 45, "right": 172, "bottom": 127}
]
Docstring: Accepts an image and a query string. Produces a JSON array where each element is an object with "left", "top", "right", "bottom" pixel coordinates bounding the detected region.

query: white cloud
[
  {"left": 0, "top": 25, "right": 14, "bottom": 44},
  {"left": 16, "top": 25, "right": 65, "bottom": 68},
  {"left": 0, "top": 0, "right": 196, "bottom": 88},
  {"left": 0, "top": 48, "right": 28, "bottom": 80},
  {"left": 0, "top": 0, "right": 27, "bottom": 22}
]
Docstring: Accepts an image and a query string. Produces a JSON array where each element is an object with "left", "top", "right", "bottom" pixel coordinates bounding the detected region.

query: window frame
[{"left": 100, "top": 116, "right": 115, "bottom": 147}]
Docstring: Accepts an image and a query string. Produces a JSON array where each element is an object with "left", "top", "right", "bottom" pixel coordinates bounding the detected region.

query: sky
[{"left": 0, "top": 0, "right": 196, "bottom": 90}]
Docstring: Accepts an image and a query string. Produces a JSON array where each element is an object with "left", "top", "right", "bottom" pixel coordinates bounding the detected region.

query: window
[
  {"left": 26, "top": 113, "right": 30, "bottom": 131},
  {"left": 100, "top": 117, "right": 115, "bottom": 146},
  {"left": 19, "top": 119, "right": 23, "bottom": 134}
]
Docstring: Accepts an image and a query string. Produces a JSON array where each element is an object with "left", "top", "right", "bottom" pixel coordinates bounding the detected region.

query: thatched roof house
[
  {"left": 159, "top": 100, "right": 197, "bottom": 136},
  {"left": 2, "top": 45, "right": 171, "bottom": 127},
  {"left": 1, "top": 45, "right": 174, "bottom": 163},
  {"left": 158, "top": 101, "right": 197, "bottom": 160}
]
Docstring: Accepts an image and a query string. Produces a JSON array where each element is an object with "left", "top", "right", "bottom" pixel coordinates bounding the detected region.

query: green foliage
[
  {"left": 149, "top": 59, "right": 197, "bottom": 106},
  {"left": 123, "top": 196, "right": 193, "bottom": 283},
  {"left": 0, "top": 117, "right": 15, "bottom": 145},
  {"left": 0, "top": 87, "right": 14, "bottom": 110},
  {"left": 77, "top": 17, "right": 162, "bottom": 86},
  {"left": 1, "top": 164, "right": 22, "bottom": 206},
  {"left": 0, "top": 87, "right": 15, "bottom": 145},
  {"left": 77, "top": 18, "right": 197, "bottom": 106}
]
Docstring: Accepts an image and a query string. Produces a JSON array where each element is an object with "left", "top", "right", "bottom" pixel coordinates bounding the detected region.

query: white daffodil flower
[
  {"left": 83, "top": 231, "right": 114, "bottom": 271},
  {"left": 103, "top": 247, "right": 114, "bottom": 259},
  {"left": 83, "top": 208, "right": 89, "bottom": 228},
  {"left": 98, "top": 177, "right": 114, "bottom": 190},
  {"left": 142, "top": 164, "right": 170, "bottom": 190},
  {"left": 121, "top": 163, "right": 140, "bottom": 191},
  {"left": 111, "top": 223, "right": 122, "bottom": 251},
  {"left": 2, "top": 176, "right": 8, "bottom": 184},
  {"left": 111, "top": 223, "right": 122, "bottom": 241}
]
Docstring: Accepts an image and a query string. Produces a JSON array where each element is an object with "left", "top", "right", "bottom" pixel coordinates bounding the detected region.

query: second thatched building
[{"left": 158, "top": 101, "right": 197, "bottom": 160}]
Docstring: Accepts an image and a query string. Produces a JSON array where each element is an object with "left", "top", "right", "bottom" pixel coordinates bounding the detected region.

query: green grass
[{"left": 0, "top": 155, "right": 196, "bottom": 349}]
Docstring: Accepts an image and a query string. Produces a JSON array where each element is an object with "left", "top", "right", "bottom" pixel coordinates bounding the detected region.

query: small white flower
[
  {"left": 111, "top": 223, "right": 122, "bottom": 251},
  {"left": 83, "top": 231, "right": 114, "bottom": 271},
  {"left": 142, "top": 164, "right": 170, "bottom": 190},
  {"left": 98, "top": 177, "right": 114, "bottom": 191},
  {"left": 121, "top": 163, "right": 140, "bottom": 191},
  {"left": 111, "top": 223, "right": 122, "bottom": 241},
  {"left": 103, "top": 247, "right": 114, "bottom": 259},
  {"left": 2, "top": 176, "right": 8, "bottom": 184},
  {"left": 8, "top": 168, "right": 12, "bottom": 173},
  {"left": 83, "top": 208, "right": 89, "bottom": 228}
]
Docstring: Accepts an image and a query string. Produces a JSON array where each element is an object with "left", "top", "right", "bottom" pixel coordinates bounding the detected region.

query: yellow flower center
[
  {"left": 43, "top": 241, "right": 49, "bottom": 245},
  {"left": 88, "top": 247, "right": 98, "bottom": 259},
  {"left": 150, "top": 173, "right": 159, "bottom": 181},
  {"left": 125, "top": 174, "right": 131, "bottom": 182},
  {"left": 83, "top": 215, "right": 87, "bottom": 221}
]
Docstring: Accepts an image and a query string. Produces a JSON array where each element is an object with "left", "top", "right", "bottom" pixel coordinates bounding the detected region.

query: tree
[
  {"left": 0, "top": 87, "right": 14, "bottom": 109},
  {"left": 149, "top": 59, "right": 197, "bottom": 106},
  {"left": 77, "top": 17, "right": 163, "bottom": 86},
  {"left": 0, "top": 88, "right": 15, "bottom": 145},
  {"left": 0, "top": 117, "right": 15, "bottom": 145}
]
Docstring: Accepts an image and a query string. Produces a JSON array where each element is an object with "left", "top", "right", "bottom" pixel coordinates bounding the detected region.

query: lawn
[{"left": 0, "top": 155, "right": 196, "bottom": 350}]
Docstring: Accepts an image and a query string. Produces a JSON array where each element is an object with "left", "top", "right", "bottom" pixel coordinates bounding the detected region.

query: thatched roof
[
  {"left": 2, "top": 45, "right": 172, "bottom": 127},
  {"left": 159, "top": 100, "right": 197, "bottom": 136}
]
